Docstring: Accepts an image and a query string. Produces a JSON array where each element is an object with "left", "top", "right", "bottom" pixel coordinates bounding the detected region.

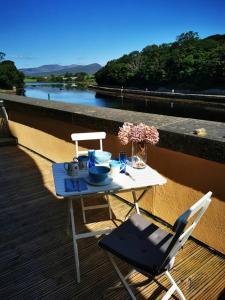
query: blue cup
[
  {"left": 78, "top": 155, "right": 88, "bottom": 170},
  {"left": 110, "top": 160, "right": 121, "bottom": 176}
]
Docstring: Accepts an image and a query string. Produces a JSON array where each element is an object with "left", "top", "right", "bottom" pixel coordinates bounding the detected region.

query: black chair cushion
[{"left": 99, "top": 214, "right": 174, "bottom": 276}]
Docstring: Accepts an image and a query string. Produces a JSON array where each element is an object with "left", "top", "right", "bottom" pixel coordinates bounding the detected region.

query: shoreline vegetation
[
  {"left": 95, "top": 31, "right": 225, "bottom": 92},
  {"left": 0, "top": 88, "right": 17, "bottom": 95},
  {"left": 24, "top": 72, "right": 96, "bottom": 88},
  {"left": 0, "top": 52, "right": 24, "bottom": 95}
]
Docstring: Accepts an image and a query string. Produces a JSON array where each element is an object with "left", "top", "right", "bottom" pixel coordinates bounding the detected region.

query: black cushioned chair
[{"left": 99, "top": 192, "right": 212, "bottom": 300}]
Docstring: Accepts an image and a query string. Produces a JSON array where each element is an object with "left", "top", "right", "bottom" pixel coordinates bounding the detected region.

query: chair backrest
[
  {"left": 159, "top": 191, "right": 212, "bottom": 272},
  {"left": 71, "top": 132, "right": 106, "bottom": 157}
]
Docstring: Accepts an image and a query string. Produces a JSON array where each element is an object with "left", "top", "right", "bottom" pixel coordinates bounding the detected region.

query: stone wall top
[{"left": 1, "top": 93, "right": 225, "bottom": 164}]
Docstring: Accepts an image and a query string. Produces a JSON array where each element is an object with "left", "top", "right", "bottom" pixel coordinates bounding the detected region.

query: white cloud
[{"left": 7, "top": 54, "right": 36, "bottom": 60}]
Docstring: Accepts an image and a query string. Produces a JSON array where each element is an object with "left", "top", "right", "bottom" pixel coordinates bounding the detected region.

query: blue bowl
[
  {"left": 88, "top": 166, "right": 110, "bottom": 183},
  {"left": 94, "top": 150, "right": 112, "bottom": 164}
]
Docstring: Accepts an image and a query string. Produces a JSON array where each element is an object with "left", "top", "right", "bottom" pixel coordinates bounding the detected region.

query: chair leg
[
  {"left": 66, "top": 199, "right": 71, "bottom": 236},
  {"left": 163, "top": 271, "right": 186, "bottom": 300},
  {"left": 105, "top": 192, "right": 112, "bottom": 219},
  {"left": 106, "top": 251, "right": 186, "bottom": 300},
  {"left": 132, "top": 190, "right": 140, "bottom": 215},
  {"left": 80, "top": 196, "right": 86, "bottom": 223},
  {"left": 107, "top": 253, "right": 137, "bottom": 300}
]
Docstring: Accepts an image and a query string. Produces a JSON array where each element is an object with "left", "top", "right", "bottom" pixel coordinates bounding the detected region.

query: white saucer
[{"left": 85, "top": 176, "right": 112, "bottom": 186}]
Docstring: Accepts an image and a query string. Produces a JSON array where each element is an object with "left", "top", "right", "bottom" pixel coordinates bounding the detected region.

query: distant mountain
[{"left": 20, "top": 63, "right": 102, "bottom": 76}]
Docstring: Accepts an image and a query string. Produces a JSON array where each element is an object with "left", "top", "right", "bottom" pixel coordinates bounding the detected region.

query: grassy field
[{"left": 24, "top": 77, "right": 37, "bottom": 83}]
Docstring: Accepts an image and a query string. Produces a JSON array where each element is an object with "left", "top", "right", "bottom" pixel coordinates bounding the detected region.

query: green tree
[
  {"left": 64, "top": 72, "right": 73, "bottom": 78},
  {"left": 0, "top": 52, "right": 5, "bottom": 62},
  {"left": 0, "top": 60, "right": 24, "bottom": 92},
  {"left": 75, "top": 72, "right": 87, "bottom": 81},
  {"left": 95, "top": 32, "right": 225, "bottom": 90},
  {"left": 176, "top": 31, "right": 199, "bottom": 44}
]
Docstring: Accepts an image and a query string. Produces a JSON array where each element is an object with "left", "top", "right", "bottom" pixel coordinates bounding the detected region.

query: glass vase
[{"left": 132, "top": 141, "right": 147, "bottom": 169}]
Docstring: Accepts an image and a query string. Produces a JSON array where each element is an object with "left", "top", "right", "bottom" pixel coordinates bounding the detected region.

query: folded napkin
[{"left": 65, "top": 178, "right": 88, "bottom": 192}]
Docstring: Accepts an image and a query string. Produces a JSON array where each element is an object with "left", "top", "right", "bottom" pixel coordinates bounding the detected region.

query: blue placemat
[{"left": 65, "top": 178, "right": 88, "bottom": 192}]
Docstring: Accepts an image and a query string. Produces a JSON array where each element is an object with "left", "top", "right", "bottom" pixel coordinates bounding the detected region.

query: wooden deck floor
[{"left": 0, "top": 146, "right": 224, "bottom": 300}]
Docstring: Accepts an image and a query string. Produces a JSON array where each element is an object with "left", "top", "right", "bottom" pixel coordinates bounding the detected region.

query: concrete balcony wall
[{"left": 2, "top": 94, "right": 225, "bottom": 254}]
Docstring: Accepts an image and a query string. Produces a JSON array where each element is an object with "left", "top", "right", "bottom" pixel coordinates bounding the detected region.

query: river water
[
  {"left": 25, "top": 83, "right": 140, "bottom": 110},
  {"left": 25, "top": 83, "right": 224, "bottom": 122}
]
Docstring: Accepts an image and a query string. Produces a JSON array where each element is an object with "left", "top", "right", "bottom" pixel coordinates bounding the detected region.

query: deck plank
[{"left": 0, "top": 146, "right": 224, "bottom": 300}]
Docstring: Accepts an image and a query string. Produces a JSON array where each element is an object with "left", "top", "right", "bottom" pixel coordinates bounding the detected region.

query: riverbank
[
  {"left": 0, "top": 88, "right": 16, "bottom": 95},
  {"left": 89, "top": 85, "right": 225, "bottom": 103},
  {"left": 89, "top": 85, "right": 225, "bottom": 122}
]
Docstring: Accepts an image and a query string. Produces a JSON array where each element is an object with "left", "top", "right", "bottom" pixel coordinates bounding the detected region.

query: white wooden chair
[
  {"left": 71, "top": 132, "right": 112, "bottom": 223},
  {"left": 99, "top": 191, "right": 212, "bottom": 300}
]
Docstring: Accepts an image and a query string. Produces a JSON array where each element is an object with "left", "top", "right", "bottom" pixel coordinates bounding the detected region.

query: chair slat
[{"left": 71, "top": 132, "right": 106, "bottom": 141}]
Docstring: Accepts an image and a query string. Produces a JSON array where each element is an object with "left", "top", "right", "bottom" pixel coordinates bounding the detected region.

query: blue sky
[{"left": 1, "top": 0, "right": 225, "bottom": 69}]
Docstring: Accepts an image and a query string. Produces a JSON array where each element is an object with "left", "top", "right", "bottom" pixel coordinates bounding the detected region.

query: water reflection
[{"left": 25, "top": 83, "right": 126, "bottom": 109}]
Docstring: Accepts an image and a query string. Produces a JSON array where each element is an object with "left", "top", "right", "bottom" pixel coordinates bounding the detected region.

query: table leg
[
  {"left": 132, "top": 190, "right": 140, "bottom": 214},
  {"left": 69, "top": 198, "right": 81, "bottom": 283},
  {"left": 112, "top": 188, "right": 150, "bottom": 220},
  {"left": 80, "top": 196, "right": 87, "bottom": 224}
]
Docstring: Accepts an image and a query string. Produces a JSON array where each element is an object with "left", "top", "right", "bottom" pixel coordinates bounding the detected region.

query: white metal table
[{"left": 52, "top": 163, "right": 166, "bottom": 283}]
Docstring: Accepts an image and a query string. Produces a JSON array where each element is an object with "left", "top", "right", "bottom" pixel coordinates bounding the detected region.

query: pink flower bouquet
[{"left": 118, "top": 122, "right": 159, "bottom": 145}]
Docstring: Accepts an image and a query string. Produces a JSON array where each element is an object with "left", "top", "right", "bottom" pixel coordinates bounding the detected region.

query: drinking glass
[
  {"left": 88, "top": 150, "right": 95, "bottom": 168},
  {"left": 119, "top": 151, "right": 127, "bottom": 173}
]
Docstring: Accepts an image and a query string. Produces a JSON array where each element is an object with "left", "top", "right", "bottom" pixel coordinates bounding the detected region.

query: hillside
[
  {"left": 20, "top": 63, "right": 102, "bottom": 76},
  {"left": 95, "top": 32, "right": 225, "bottom": 90}
]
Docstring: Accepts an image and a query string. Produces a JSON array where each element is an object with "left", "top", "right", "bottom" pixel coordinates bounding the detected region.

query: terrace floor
[{"left": 0, "top": 145, "right": 225, "bottom": 300}]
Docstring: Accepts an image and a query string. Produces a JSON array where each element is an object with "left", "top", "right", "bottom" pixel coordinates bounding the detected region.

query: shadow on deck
[{"left": 0, "top": 146, "right": 224, "bottom": 300}]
